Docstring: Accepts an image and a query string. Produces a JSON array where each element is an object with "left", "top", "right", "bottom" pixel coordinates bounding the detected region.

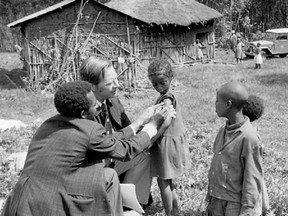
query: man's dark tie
[
  {"left": 99, "top": 103, "right": 107, "bottom": 126},
  {"left": 100, "top": 103, "right": 113, "bottom": 134},
  {"left": 100, "top": 102, "right": 115, "bottom": 168}
]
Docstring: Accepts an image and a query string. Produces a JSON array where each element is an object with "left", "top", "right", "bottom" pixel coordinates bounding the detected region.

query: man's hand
[
  {"left": 149, "top": 105, "right": 176, "bottom": 129},
  {"left": 149, "top": 107, "right": 167, "bottom": 129},
  {"left": 131, "top": 103, "right": 164, "bottom": 132},
  {"left": 140, "top": 104, "right": 176, "bottom": 140},
  {"left": 166, "top": 105, "right": 176, "bottom": 119}
]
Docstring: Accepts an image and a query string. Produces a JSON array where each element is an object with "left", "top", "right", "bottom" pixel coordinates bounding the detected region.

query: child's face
[
  {"left": 215, "top": 91, "right": 227, "bottom": 117},
  {"left": 85, "top": 91, "right": 101, "bottom": 120},
  {"left": 150, "top": 74, "right": 171, "bottom": 94}
]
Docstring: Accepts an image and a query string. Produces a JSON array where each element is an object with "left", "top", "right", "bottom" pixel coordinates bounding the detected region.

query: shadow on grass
[
  {"left": 255, "top": 73, "right": 288, "bottom": 86},
  {"left": 0, "top": 68, "right": 28, "bottom": 89}
]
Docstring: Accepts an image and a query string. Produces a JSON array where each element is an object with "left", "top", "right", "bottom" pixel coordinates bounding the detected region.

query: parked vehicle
[{"left": 245, "top": 28, "right": 288, "bottom": 58}]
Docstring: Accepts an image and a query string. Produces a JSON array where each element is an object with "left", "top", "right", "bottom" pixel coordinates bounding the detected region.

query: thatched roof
[
  {"left": 8, "top": 0, "right": 77, "bottom": 28},
  {"left": 8, "top": 0, "right": 222, "bottom": 29},
  {"left": 105, "top": 0, "right": 222, "bottom": 26}
]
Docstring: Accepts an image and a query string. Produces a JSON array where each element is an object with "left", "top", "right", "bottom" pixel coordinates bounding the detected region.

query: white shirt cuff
[
  {"left": 141, "top": 123, "right": 157, "bottom": 139},
  {"left": 129, "top": 124, "right": 137, "bottom": 136}
]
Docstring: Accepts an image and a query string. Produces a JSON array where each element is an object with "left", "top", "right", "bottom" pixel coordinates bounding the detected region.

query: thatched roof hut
[
  {"left": 105, "top": 0, "right": 222, "bottom": 26},
  {"left": 7, "top": 0, "right": 222, "bottom": 90}
]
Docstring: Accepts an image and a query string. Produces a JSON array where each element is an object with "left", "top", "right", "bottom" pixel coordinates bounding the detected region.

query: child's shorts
[{"left": 206, "top": 197, "right": 257, "bottom": 216}]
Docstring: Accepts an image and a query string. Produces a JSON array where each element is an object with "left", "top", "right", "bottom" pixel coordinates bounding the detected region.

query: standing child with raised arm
[
  {"left": 148, "top": 59, "right": 190, "bottom": 216},
  {"left": 206, "top": 81, "right": 265, "bottom": 216}
]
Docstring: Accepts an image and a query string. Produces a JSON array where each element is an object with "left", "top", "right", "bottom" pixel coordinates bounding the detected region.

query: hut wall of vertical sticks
[{"left": 8, "top": 0, "right": 222, "bottom": 90}]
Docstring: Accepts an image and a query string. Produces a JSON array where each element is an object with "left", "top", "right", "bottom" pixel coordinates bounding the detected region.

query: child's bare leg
[
  {"left": 158, "top": 178, "right": 173, "bottom": 216},
  {"left": 171, "top": 180, "right": 179, "bottom": 215}
]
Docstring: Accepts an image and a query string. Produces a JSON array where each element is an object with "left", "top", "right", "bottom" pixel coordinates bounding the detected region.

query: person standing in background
[
  {"left": 254, "top": 43, "right": 263, "bottom": 69},
  {"left": 235, "top": 37, "right": 245, "bottom": 64},
  {"left": 196, "top": 39, "right": 204, "bottom": 62},
  {"left": 230, "top": 30, "right": 238, "bottom": 53}
]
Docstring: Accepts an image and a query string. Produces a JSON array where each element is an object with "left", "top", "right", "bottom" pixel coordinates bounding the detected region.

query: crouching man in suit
[{"left": 1, "top": 81, "right": 172, "bottom": 216}]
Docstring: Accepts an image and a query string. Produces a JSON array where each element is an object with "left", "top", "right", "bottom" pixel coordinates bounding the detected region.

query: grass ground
[{"left": 0, "top": 51, "right": 288, "bottom": 215}]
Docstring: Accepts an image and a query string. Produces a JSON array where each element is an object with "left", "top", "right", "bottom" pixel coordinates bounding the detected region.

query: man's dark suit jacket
[
  {"left": 105, "top": 97, "right": 131, "bottom": 131},
  {"left": 1, "top": 114, "right": 151, "bottom": 216}
]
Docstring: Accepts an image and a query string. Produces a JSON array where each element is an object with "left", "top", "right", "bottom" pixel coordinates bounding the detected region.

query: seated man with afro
[{"left": 1, "top": 80, "right": 167, "bottom": 216}]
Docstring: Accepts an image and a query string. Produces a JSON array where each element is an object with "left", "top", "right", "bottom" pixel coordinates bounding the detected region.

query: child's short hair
[
  {"left": 54, "top": 81, "right": 93, "bottom": 118},
  {"left": 243, "top": 95, "right": 264, "bottom": 122},
  {"left": 148, "top": 58, "right": 174, "bottom": 79},
  {"left": 218, "top": 82, "right": 249, "bottom": 109}
]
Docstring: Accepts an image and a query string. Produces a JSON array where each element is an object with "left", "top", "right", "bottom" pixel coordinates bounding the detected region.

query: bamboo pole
[
  {"left": 26, "top": 38, "right": 33, "bottom": 80},
  {"left": 59, "top": 0, "right": 88, "bottom": 76},
  {"left": 3, "top": 74, "right": 19, "bottom": 89},
  {"left": 29, "top": 41, "right": 53, "bottom": 62},
  {"left": 81, "top": 11, "right": 101, "bottom": 51},
  {"left": 117, "top": 67, "right": 129, "bottom": 77},
  {"left": 160, "top": 48, "right": 176, "bottom": 63},
  {"left": 126, "top": 16, "right": 136, "bottom": 90},
  {"left": 105, "top": 35, "right": 145, "bottom": 68},
  {"left": 105, "top": 36, "right": 131, "bottom": 54},
  {"left": 92, "top": 45, "right": 107, "bottom": 57}
]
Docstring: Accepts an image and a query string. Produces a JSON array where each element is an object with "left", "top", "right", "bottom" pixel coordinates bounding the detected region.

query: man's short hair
[
  {"left": 54, "top": 81, "right": 93, "bottom": 118},
  {"left": 79, "top": 56, "right": 112, "bottom": 85}
]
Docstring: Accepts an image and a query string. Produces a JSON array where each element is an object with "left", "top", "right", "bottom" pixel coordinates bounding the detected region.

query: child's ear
[{"left": 226, "top": 100, "right": 233, "bottom": 109}]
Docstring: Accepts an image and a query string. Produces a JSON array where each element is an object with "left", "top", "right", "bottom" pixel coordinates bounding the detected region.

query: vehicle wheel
[
  {"left": 279, "top": 54, "right": 287, "bottom": 58},
  {"left": 261, "top": 51, "right": 267, "bottom": 60}
]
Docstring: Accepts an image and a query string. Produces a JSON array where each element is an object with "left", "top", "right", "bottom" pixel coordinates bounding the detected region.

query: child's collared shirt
[{"left": 208, "top": 117, "right": 263, "bottom": 208}]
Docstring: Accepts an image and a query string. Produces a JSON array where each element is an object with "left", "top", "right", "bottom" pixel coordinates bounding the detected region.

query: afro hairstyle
[
  {"left": 54, "top": 81, "right": 93, "bottom": 118},
  {"left": 243, "top": 95, "right": 264, "bottom": 122}
]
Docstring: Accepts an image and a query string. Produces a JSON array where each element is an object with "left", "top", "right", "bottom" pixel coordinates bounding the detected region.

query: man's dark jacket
[{"left": 1, "top": 114, "right": 151, "bottom": 216}]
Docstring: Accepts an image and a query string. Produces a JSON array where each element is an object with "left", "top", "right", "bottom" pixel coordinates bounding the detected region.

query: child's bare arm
[{"left": 151, "top": 98, "right": 173, "bottom": 143}]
